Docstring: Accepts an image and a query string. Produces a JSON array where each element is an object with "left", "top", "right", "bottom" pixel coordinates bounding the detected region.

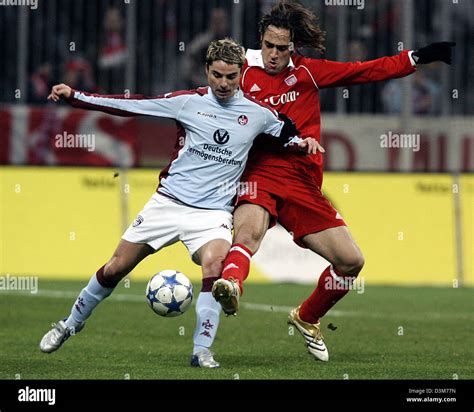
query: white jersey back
[{"left": 69, "top": 86, "right": 284, "bottom": 211}]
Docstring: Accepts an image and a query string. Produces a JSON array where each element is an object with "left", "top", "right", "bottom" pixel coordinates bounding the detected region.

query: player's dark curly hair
[{"left": 259, "top": 0, "right": 326, "bottom": 53}]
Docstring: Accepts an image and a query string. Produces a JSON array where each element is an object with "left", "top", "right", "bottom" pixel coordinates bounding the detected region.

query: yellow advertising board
[
  {"left": 322, "top": 174, "right": 458, "bottom": 285},
  {"left": 0, "top": 167, "right": 471, "bottom": 286},
  {"left": 0, "top": 167, "right": 268, "bottom": 283},
  {"left": 0, "top": 167, "right": 121, "bottom": 279},
  {"left": 460, "top": 175, "right": 473, "bottom": 286}
]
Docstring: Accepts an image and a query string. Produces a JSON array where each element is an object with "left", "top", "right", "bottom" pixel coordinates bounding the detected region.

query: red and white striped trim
[{"left": 229, "top": 246, "right": 252, "bottom": 261}]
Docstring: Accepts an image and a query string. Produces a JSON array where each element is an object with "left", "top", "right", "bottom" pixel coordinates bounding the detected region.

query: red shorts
[{"left": 236, "top": 165, "right": 346, "bottom": 248}]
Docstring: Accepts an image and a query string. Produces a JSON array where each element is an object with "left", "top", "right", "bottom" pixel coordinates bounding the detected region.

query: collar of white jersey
[
  {"left": 245, "top": 49, "right": 295, "bottom": 69},
  {"left": 207, "top": 86, "right": 243, "bottom": 105}
]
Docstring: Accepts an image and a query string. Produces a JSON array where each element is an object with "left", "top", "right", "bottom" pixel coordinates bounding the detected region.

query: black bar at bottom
[{"left": 0, "top": 380, "right": 472, "bottom": 409}]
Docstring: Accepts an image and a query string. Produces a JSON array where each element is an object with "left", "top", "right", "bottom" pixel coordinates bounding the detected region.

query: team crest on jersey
[
  {"left": 238, "top": 115, "right": 248, "bottom": 126},
  {"left": 132, "top": 215, "right": 144, "bottom": 227},
  {"left": 285, "top": 74, "right": 297, "bottom": 86}
]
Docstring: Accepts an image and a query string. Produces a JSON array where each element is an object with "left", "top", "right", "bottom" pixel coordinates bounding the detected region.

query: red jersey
[{"left": 241, "top": 49, "right": 416, "bottom": 178}]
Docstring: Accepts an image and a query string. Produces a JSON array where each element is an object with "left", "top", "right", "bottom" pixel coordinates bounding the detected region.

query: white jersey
[{"left": 68, "top": 86, "right": 287, "bottom": 211}]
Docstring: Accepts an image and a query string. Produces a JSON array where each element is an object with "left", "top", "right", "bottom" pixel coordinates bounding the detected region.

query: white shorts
[{"left": 122, "top": 193, "right": 233, "bottom": 257}]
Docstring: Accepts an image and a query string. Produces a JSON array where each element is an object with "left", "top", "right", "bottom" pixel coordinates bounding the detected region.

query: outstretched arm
[
  {"left": 48, "top": 83, "right": 191, "bottom": 119},
  {"left": 312, "top": 42, "right": 455, "bottom": 89}
]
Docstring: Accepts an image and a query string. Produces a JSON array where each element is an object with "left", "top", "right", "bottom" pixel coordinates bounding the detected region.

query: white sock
[
  {"left": 192, "top": 292, "right": 221, "bottom": 354},
  {"left": 65, "top": 274, "right": 115, "bottom": 329}
]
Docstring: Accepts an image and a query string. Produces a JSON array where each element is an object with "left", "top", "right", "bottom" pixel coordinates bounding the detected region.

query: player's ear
[
  {"left": 289, "top": 42, "right": 295, "bottom": 53},
  {"left": 205, "top": 64, "right": 209, "bottom": 75}
]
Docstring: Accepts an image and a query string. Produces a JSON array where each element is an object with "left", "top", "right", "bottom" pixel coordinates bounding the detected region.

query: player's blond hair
[{"left": 206, "top": 38, "right": 245, "bottom": 68}]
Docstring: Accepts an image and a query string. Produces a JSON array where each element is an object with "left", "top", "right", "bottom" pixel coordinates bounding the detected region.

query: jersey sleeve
[
  {"left": 261, "top": 106, "right": 285, "bottom": 137},
  {"left": 67, "top": 89, "right": 192, "bottom": 119},
  {"left": 308, "top": 50, "right": 417, "bottom": 89},
  {"left": 259, "top": 106, "right": 306, "bottom": 150}
]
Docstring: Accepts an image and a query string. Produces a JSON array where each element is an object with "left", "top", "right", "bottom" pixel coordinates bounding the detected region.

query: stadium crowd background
[{"left": 1, "top": 0, "right": 473, "bottom": 114}]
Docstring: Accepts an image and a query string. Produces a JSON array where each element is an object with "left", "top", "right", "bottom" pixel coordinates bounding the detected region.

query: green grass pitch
[{"left": 0, "top": 280, "right": 473, "bottom": 380}]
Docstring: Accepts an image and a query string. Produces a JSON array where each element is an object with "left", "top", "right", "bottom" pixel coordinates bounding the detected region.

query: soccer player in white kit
[{"left": 39, "top": 38, "right": 320, "bottom": 368}]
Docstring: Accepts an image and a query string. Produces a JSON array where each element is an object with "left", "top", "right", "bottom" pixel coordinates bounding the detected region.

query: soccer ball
[{"left": 145, "top": 270, "right": 193, "bottom": 317}]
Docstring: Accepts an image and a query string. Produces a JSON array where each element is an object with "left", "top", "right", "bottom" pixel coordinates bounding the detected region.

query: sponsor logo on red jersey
[{"left": 264, "top": 90, "right": 300, "bottom": 106}]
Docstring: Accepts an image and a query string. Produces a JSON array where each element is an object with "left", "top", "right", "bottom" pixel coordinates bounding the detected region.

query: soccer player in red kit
[{"left": 212, "top": 1, "right": 455, "bottom": 361}]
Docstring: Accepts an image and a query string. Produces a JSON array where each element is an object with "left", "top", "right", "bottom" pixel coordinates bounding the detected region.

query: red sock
[
  {"left": 299, "top": 265, "right": 355, "bottom": 324},
  {"left": 221, "top": 244, "right": 253, "bottom": 295}
]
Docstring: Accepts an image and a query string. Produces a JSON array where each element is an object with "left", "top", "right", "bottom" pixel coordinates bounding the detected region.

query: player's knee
[
  {"left": 201, "top": 256, "right": 225, "bottom": 277},
  {"left": 336, "top": 252, "right": 365, "bottom": 277},
  {"left": 201, "top": 252, "right": 226, "bottom": 278}
]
